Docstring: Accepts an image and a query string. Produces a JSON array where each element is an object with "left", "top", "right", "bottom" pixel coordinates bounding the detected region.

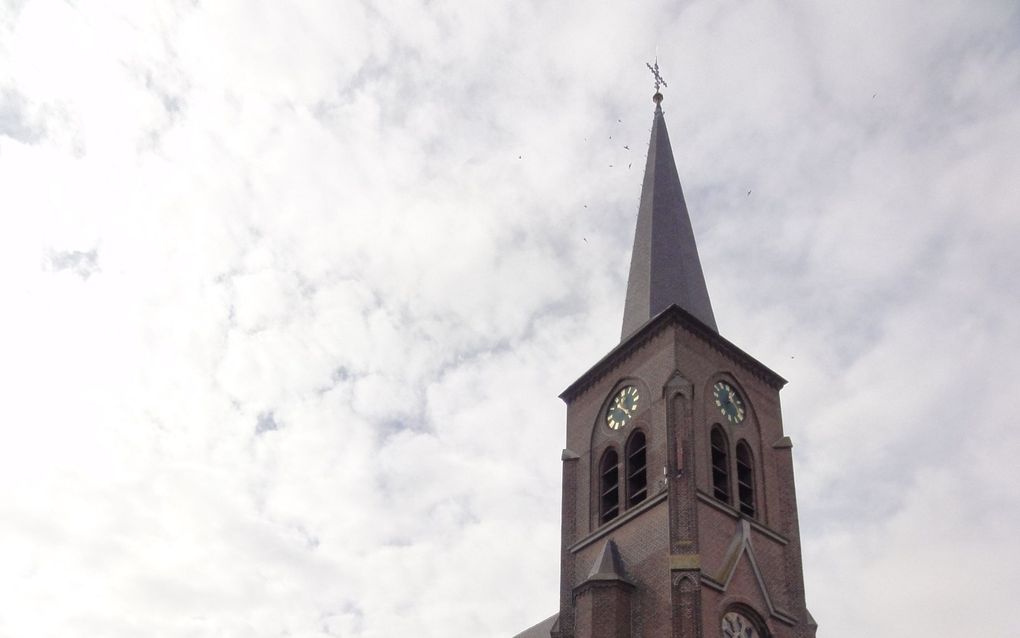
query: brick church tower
[{"left": 515, "top": 87, "right": 818, "bottom": 638}]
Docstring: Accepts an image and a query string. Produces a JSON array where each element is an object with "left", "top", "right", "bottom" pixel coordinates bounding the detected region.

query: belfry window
[
  {"left": 736, "top": 442, "right": 756, "bottom": 517},
  {"left": 626, "top": 431, "right": 648, "bottom": 507},
  {"left": 599, "top": 449, "right": 620, "bottom": 524},
  {"left": 710, "top": 427, "right": 730, "bottom": 503}
]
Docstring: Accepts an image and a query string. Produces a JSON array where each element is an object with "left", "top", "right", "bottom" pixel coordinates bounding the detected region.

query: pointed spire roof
[{"left": 621, "top": 93, "right": 717, "bottom": 339}]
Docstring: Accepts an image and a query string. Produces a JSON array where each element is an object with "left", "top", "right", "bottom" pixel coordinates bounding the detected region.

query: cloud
[
  {"left": 0, "top": 1, "right": 1018, "bottom": 637},
  {"left": 0, "top": 87, "right": 45, "bottom": 143},
  {"left": 255, "top": 411, "right": 279, "bottom": 435},
  {"left": 45, "top": 247, "right": 100, "bottom": 279}
]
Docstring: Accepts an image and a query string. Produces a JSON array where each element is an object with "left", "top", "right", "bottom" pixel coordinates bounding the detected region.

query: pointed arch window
[
  {"left": 710, "top": 426, "right": 730, "bottom": 503},
  {"left": 625, "top": 431, "right": 648, "bottom": 507},
  {"left": 599, "top": 449, "right": 620, "bottom": 524},
  {"left": 736, "top": 441, "right": 756, "bottom": 518}
]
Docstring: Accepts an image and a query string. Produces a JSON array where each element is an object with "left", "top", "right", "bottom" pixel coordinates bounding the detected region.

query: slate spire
[{"left": 621, "top": 92, "right": 717, "bottom": 339}]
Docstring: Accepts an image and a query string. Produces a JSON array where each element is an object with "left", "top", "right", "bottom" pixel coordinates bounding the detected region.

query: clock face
[
  {"left": 606, "top": 386, "right": 640, "bottom": 430},
  {"left": 713, "top": 381, "right": 746, "bottom": 424},
  {"left": 721, "top": 611, "right": 760, "bottom": 638}
]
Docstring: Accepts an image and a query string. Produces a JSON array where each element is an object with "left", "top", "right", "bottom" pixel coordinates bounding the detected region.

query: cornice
[
  {"left": 566, "top": 491, "right": 668, "bottom": 553},
  {"left": 560, "top": 305, "right": 787, "bottom": 403},
  {"left": 696, "top": 490, "right": 790, "bottom": 545}
]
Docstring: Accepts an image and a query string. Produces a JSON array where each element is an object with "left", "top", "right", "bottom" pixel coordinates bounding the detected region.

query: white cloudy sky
[{"left": 1, "top": 0, "right": 1019, "bottom": 636}]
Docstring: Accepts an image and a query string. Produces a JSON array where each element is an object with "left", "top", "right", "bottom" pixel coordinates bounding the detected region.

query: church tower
[{"left": 515, "top": 83, "right": 817, "bottom": 638}]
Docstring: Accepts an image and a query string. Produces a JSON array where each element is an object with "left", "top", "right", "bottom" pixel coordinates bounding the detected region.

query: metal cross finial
[{"left": 646, "top": 59, "right": 667, "bottom": 93}]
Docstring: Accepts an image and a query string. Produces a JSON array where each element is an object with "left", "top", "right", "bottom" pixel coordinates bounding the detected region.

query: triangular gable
[{"left": 712, "top": 519, "right": 797, "bottom": 625}]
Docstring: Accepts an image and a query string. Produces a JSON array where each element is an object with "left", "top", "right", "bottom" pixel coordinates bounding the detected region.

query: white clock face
[{"left": 722, "top": 611, "right": 760, "bottom": 638}]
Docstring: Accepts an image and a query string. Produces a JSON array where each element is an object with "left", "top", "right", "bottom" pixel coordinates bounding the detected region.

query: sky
[{"left": 1, "top": 0, "right": 1019, "bottom": 636}]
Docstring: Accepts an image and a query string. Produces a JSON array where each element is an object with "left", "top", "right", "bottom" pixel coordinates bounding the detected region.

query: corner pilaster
[{"left": 555, "top": 449, "right": 580, "bottom": 638}]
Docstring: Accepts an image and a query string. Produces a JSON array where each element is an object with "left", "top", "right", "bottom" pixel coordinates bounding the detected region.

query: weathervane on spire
[{"left": 646, "top": 58, "right": 667, "bottom": 103}]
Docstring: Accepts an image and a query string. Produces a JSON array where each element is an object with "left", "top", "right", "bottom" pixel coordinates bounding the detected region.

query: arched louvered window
[
  {"left": 736, "top": 441, "right": 756, "bottom": 518},
  {"left": 626, "top": 431, "right": 648, "bottom": 507},
  {"left": 710, "top": 427, "right": 730, "bottom": 504},
  {"left": 599, "top": 449, "right": 620, "bottom": 524}
]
